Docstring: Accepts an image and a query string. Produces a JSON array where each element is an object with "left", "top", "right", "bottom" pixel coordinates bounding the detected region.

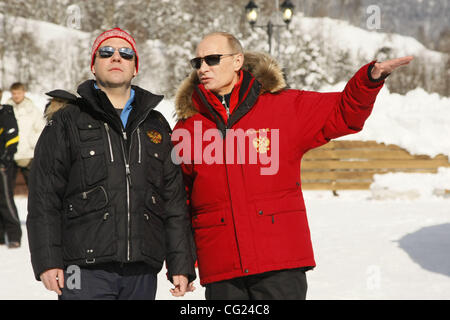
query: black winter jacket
[
  {"left": 26, "top": 80, "right": 196, "bottom": 282},
  {"left": 0, "top": 104, "right": 19, "bottom": 166}
]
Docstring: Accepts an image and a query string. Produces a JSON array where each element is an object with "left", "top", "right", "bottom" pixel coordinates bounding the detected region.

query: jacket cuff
[
  {"left": 366, "top": 61, "right": 390, "bottom": 84},
  {"left": 31, "top": 248, "right": 64, "bottom": 281}
]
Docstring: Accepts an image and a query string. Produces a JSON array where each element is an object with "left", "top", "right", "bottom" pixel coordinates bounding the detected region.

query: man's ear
[
  {"left": 234, "top": 53, "right": 244, "bottom": 72},
  {"left": 91, "top": 65, "right": 96, "bottom": 76}
]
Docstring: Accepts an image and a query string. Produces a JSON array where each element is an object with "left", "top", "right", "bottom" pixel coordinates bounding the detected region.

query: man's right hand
[{"left": 40, "top": 268, "right": 64, "bottom": 295}]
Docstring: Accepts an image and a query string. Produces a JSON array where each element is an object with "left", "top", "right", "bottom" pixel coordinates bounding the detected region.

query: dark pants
[
  {"left": 12, "top": 161, "right": 31, "bottom": 189},
  {"left": 59, "top": 262, "right": 158, "bottom": 300},
  {"left": 205, "top": 267, "right": 308, "bottom": 300},
  {"left": 0, "top": 164, "right": 21, "bottom": 244}
]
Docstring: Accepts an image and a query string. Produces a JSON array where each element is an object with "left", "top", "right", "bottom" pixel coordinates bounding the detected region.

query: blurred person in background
[
  {"left": 6, "top": 82, "right": 46, "bottom": 187},
  {"left": 0, "top": 89, "right": 21, "bottom": 248}
]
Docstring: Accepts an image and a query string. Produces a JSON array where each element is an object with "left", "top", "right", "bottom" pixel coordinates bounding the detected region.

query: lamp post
[{"left": 245, "top": 0, "right": 295, "bottom": 55}]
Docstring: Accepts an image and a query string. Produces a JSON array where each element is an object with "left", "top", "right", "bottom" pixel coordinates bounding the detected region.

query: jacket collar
[
  {"left": 75, "top": 80, "right": 163, "bottom": 133},
  {"left": 192, "top": 70, "right": 261, "bottom": 134}
]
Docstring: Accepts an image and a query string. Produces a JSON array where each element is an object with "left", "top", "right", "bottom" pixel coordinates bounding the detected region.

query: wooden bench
[{"left": 301, "top": 140, "right": 450, "bottom": 191}]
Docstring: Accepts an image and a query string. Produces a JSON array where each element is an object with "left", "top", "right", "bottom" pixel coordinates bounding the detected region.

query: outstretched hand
[{"left": 371, "top": 56, "right": 414, "bottom": 79}]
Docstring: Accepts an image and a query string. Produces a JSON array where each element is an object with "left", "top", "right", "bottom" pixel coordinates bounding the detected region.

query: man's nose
[
  {"left": 111, "top": 50, "right": 122, "bottom": 61},
  {"left": 199, "top": 59, "right": 209, "bottom": 72}
]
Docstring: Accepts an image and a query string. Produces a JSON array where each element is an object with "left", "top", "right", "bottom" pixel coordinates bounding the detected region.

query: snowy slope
[{"left": 291, "top": 15, "right": 444, "bottom": 64}]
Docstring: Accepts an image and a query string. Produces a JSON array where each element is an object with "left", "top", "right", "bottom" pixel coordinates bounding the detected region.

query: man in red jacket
[{"left": 172, "top": 31, "right": 413, "bottom": 300}]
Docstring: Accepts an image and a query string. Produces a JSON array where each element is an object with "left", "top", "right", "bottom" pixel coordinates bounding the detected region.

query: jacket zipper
[
  {"left": 104, "top": 123, "right": 114, "bottom": 162},
  {"left": 137, "top": 127, "right": 142, "bottom": 164},
  {"left": 119, "top": 130, "right": 132, "bottom": 261},
  {"left": 120, "top": 108, "right": 156, "bottom": 262}
]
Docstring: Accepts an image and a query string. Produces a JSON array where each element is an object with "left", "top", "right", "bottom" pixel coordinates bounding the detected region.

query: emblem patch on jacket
[
  {"left": 147, "top": 130, "right": 162, "bottom": 144},
  {"left": 252, "top": 136, "right": 270, "bottom": 154}
]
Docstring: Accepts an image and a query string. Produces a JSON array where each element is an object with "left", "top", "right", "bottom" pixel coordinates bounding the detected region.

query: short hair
[
  {"left": 202, "top": 32, "right": 244, "bottom": 54},
  {"left": 10, "top": 82, "right": 26, "bottom": 91}
]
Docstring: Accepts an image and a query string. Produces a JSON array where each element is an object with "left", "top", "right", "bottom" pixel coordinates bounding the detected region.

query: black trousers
[
  {"left": 59, "top": 262, "right": 158, "bottom": 300},
  {"left": 205, "top": 267, "right": 308, "bottom": 300},
  {"left": 0, "top": 164, "right": 21, "bottom": 243}
]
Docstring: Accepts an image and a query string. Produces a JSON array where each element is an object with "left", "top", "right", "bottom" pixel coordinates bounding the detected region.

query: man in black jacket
[
  {"left": 26, "top": 28, "right": 196, "bottom": 299},
  {"left": 0, "top": 89, "right": 21, "bottom": 248}
]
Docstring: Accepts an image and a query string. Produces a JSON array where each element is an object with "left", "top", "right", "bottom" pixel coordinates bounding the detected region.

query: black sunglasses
[
  {"left": 98, "top": 46, "right": 135, "bottom": 60},
  {"left": 190, "top": 53, "right": 238, "bottom": 69}
]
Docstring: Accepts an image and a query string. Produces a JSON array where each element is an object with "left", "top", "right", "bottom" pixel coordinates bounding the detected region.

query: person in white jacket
[{"left": 6, "top": 83, "right": 46, "bottom": 186}]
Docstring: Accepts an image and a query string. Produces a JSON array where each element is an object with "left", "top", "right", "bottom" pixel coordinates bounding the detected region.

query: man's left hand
[{"left": 371, "top": 56, "right": 414, "bottom": 79}]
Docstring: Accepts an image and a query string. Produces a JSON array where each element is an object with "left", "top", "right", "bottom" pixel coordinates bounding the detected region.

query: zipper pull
[
  {"left": 222, "top": 95, "right": 230, "bottom": 119},
  {"left": 125, "top": 163, "right": 132, "bottom": 187},
  {"left": 122, "top": 130, "right": 127, "bottom": 141}
]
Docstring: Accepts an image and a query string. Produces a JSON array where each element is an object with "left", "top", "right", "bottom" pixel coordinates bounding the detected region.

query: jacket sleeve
[
  {"left": 293, "top": 61, "right": 384, "bottom": 154},
  {"left": 161, "top": 131, "right": 197, "bottom": 283},
  {"left": 26, "top": 112, "right": 71, "bottom": 280},
  {"left": 0, "top": 107, "right": 19, "bottom": 162}
]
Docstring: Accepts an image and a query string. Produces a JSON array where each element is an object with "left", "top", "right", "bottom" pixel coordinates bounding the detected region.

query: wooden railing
[{"left": 301, "top": 140, "right": 450, "bottom": 190}]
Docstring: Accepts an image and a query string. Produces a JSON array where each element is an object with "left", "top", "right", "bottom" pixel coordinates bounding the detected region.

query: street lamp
[
  {"left": 245, "top": 0, "right": 259, "bottom": 27},
  {"left": 245, "top": 0, "right": 295, "bottom": 54},
  {"left": 280, "top": 0, "right": 295, "bottom": 24}
]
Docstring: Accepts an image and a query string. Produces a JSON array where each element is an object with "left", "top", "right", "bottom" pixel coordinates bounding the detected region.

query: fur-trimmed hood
[
  {"left": 174, "top": 51, "right": 286, "bottom": 121},
  {"left": 44, "top": 90, "right": 78, "bottom": 121}
]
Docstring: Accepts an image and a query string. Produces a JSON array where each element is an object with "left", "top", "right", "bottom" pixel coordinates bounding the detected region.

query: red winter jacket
[{"left": 173, "top": 52, "right": 384, "bottom": 285}]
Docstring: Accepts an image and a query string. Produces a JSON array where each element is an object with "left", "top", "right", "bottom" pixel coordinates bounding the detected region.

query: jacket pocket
[
  {"left": 81, "top": 146, "right": 107, "bottom": 186},
  {"left": 145, "top": 189, "right": 164, "bottom": 217},
  {"left": 254, "top": 194, "right": 305, "bottom": 218},
  {"left": 77, "top": 121, "right": 102, "bottom": 142},
  {"left": 191, "top": 208, "right": 240, "bottom": 275},
  {"left": 64, "top": 186, "right": 108, "bottom": 219},
  {"left": 140, "top": 210, "right": 166, "bottom": 263},
  {"left": 145, "top": 148, "right": 164, "bottom": 189},
  {"left": 192, "top": 211, "right": 227, "bottom": 229},
  {"left": 62, "top": 205, "right": 116, "bottom": 263},
  {"left": 253, "top": 192, "right": 311, "bottom": 265}
]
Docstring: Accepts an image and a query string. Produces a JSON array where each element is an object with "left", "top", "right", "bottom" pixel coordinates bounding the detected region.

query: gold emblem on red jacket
[
  {"left": 147, "top": 130, "right": 162, "bottom": 144},
  {"left": 252, "top": 136, "right": 270, "bottom": 154},
  {"left": 250, "top": 128, "right": 271, "bottom": 154}
]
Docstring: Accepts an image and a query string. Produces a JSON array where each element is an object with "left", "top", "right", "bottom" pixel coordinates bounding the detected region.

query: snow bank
[
  {"left": 321, "top": 83, "right": 450, "bottom": 159},
  {"left": 370, "top": 167, "right": 450, "bottom": 200}
]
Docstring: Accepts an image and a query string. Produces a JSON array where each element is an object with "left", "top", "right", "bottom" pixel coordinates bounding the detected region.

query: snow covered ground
[{"left": 1, "top": 191, "right": 448, "bottom": 300}]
